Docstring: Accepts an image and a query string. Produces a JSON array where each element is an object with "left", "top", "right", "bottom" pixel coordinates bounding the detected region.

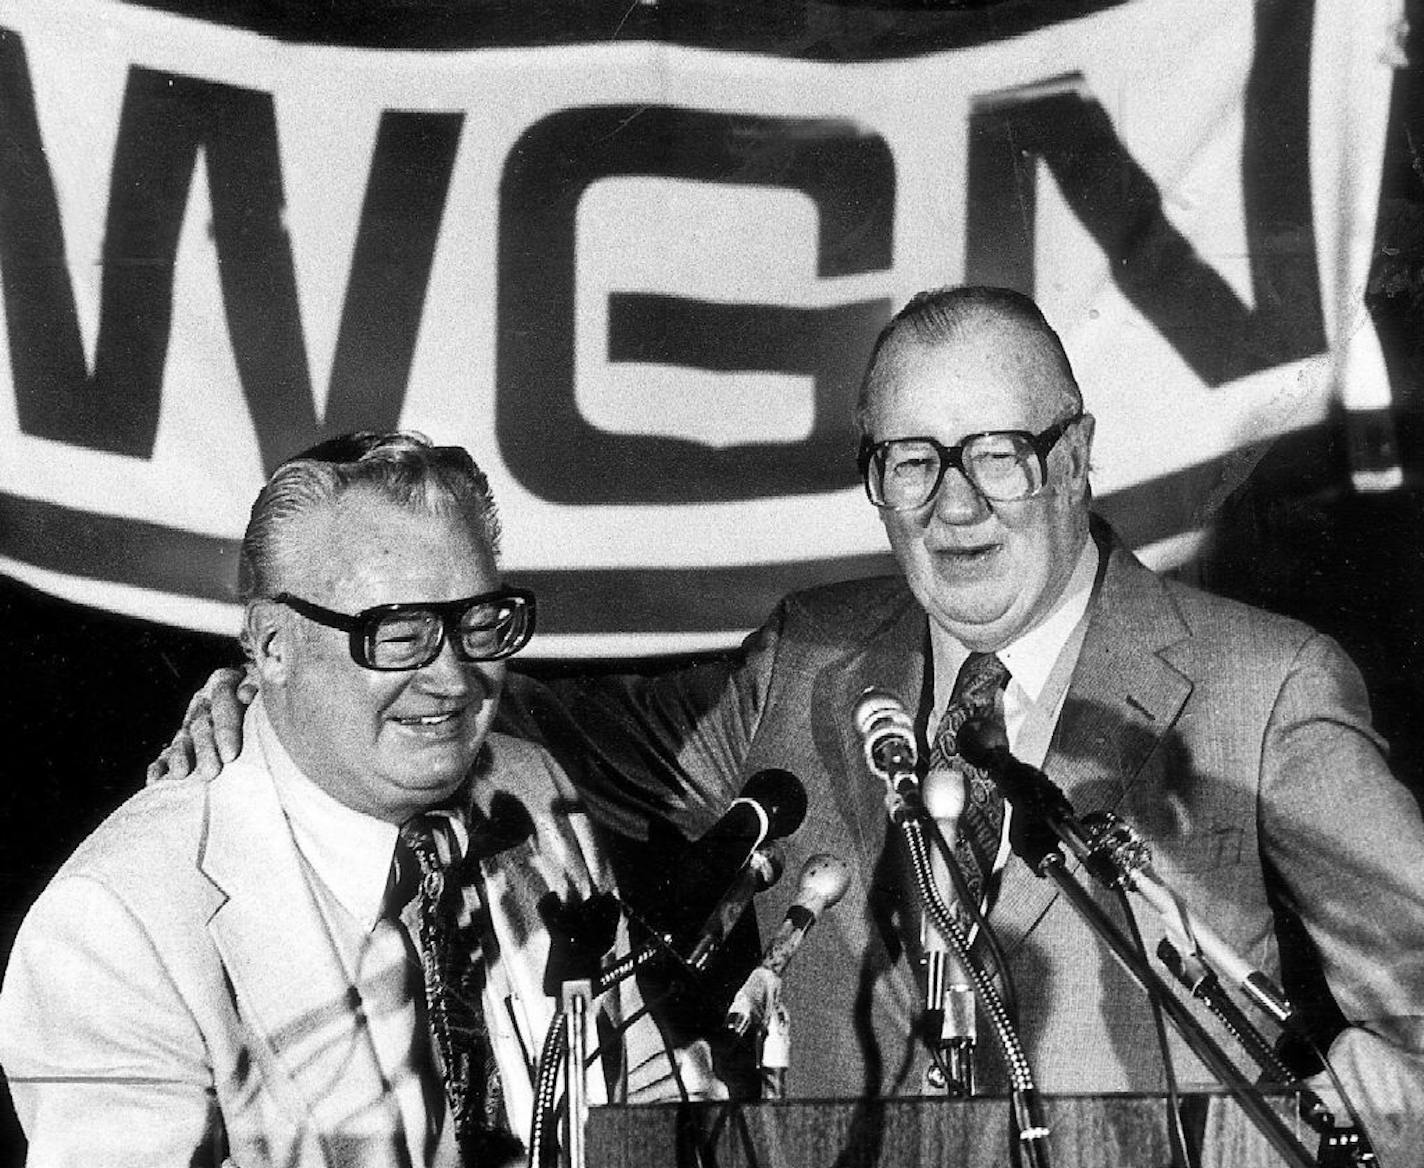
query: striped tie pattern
[
  {"left": 925, "top": 652, "right": 1011, "bottom": 916},
  {"left": 395, "top": 810, "right": 521, "bottom": 1161}
]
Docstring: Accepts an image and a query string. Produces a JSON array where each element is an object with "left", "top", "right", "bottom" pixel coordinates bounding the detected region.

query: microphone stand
[
  {"left": 889, "top": 790, "right": 1052, "bottom": 1168},
  {"left": 759, "top": 974, "right": 792, "bottom": 1099},
  {"left": 979, "top": 755, "right": 1317, "bottom": 1168},
  {"left": 724, "top": 965, "right": 791, "bottom": 1098},
  {"left": 1154, "top": 929, "right": 1376, "bottom": 1166},
  {"left": 561, "top": 979, "right": 592, "bottom": 1168},
  {"left": 923, "top": 942, "right": 977, "bottom": 1097},
  {"left": 528, "top": 893, "right": 686, "bottom": 1168},
  {"left": 921, "top": 818, "right": 979, "bottom": 1097}
]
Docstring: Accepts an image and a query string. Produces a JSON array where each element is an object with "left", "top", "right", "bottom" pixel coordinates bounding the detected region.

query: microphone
[
  {"left": 921, "top": 769, "right": 977, "bottom": 1094},
  {"left": 538, "top": 890, "right": 622, "bottom": 995},
  {"left": 685, "top": 842, "right": 785, "bottom": 972},
  {"left": 692, "top": 767, "right": 808, "bottom": 867},
  {"left": 957, "top": 718, "right": 1072, "bottom": 824},
  {"left": 853, "top": 688, "right": 919, "bottom": 805},
  {"left": 725, "top": 853, "right": 851, "bottom": 1037},
  {"left": 921, "top": 766, "right": 966, "bottom": 958},
  {"left": 958, "top": 718, "right": 1294, "bottom": 1027},
  {"left": 676, "top": 769, "right": 807, "bottom": 917}
]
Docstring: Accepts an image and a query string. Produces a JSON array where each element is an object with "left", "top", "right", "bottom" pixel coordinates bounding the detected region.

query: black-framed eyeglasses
[
  {"left": 271, "top": 587, "right": 536, "bottom": 671},
  {"left": 858, "top": 412, "right": 1083, "bottom": 510}
]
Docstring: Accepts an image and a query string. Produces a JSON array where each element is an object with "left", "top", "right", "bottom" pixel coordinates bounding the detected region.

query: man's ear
[
  {"left": 1067, "top": 412, "right": 1096, "bottom": 498},
  {"left": 243, "top": 601, "right": 294, "bottom": 685}
]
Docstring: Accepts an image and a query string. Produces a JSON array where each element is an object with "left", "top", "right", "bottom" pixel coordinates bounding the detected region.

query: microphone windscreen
[
  {"left": 796, "top": 853, "right": 851, "bottom": 915},
  {"left": 852, "top": 687, "right": 918, "bottom": 777},
  {"left": 956, "top": 716, "right": 1008, "bottom": 767},
  {"left": 921, "top": 768, "right": 966, "bottom": 823},
  {"left": 852, "top": 687, "right": 914, "bottom": 741},
  {"left": 741, "top": 768, "right": 808, "bottom": 841}
]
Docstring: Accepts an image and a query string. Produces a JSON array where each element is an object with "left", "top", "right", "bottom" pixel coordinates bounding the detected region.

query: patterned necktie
[
  {"left": 926, "top": 652, "right": 1011, "bottom": 917},
  {"left": 392, "top": 810, "right": 520, "bottom": 1161}
]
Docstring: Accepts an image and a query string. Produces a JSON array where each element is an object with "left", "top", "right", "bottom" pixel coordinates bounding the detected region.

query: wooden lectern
[{"left": 586, "top": 1092, "right": 1314, "bottom": 1167}]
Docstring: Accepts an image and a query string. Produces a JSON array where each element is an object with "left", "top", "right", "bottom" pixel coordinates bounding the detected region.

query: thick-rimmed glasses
[
  {"left": 272, "top": 587, "right": 536, "bottom": 670},
  {"left": 858, "top": 413, "right": 1082, "bottom": 510}
]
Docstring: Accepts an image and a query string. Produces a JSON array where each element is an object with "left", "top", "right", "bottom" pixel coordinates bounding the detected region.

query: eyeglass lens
[
  {"left": 877, "top": 433, "right": 1044, "bottom": 507},
  {"left": 365, "top": 598, "right": 528, "bottom": 668}
]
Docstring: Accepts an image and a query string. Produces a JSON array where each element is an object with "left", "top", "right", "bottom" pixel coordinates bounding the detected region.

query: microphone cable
[
  {"left": 900, "top": 810, "right": 1051, "bottom": 1166},
  {"left": 1115, "top": 885, "right": 1191, "bottom": 1168},
  {"left": 920, "top": 806, "right": 1020, "bottom": 1026}
]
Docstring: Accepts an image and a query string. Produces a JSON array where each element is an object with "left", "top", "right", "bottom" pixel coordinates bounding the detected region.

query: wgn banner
[{"left": 0, "top": 0, "right": 1404, "bottom": 656}]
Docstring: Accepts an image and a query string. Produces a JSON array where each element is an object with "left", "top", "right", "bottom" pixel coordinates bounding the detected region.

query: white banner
[{"left": 0, "top": 0, "right": 1404, "bottom": 655}]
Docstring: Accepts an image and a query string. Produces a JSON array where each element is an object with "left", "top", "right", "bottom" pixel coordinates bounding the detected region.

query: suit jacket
[
  {"left": 507, "top": 522, "right": 1424, "bottom": 1103},
  {"left": 0, "top": 703, "right": 673, "bottom": 1168}
]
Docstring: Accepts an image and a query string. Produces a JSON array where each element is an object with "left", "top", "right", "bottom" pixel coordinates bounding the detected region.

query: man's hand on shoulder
[{"left": 146, "top": 667, "right": 257, "bottom": 783}]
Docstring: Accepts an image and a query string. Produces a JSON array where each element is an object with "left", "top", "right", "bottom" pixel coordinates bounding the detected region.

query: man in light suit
[{"left": 0, "top": 434, "right": 691, "bottom": 1167}]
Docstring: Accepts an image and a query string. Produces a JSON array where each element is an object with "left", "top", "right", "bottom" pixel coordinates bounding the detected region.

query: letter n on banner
[{"left": 964, "top": 0, "right": 1326, "bottom": 385}]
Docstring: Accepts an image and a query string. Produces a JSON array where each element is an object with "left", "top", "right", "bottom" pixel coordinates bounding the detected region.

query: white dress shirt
[
  {"left": 928, "top": 535, "right": 1101, "bottom": 766},
  {"left": 926, "top": 536, "right": 1101, "bottom": 885},
  {"left": 260, "top": 711, "right": 459, "bottom": 1168}
]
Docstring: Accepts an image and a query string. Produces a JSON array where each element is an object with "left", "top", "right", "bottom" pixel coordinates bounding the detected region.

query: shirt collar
[
  {"left": 930, "top": 536, "right": 1100, "bottom": 707},
  {"left": 252, "top": 697, "right": 400, "bottom": 931}
]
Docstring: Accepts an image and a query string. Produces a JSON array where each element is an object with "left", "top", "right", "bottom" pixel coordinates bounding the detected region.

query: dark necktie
[
  {"left": 926, "top": 652, "right": 1011, "bottom": 917},
  {"left": 391, "top": 811, "right": 520, "bottom": 1161}
]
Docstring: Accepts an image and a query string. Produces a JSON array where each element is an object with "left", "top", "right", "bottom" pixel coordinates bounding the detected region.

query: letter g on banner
[{"left": 497, "top": 105, "right": 894, "bottom": 504}]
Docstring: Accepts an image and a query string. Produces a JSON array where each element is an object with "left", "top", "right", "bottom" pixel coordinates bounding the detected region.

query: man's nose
[
  {"left": 415, "top": 634, "right": 479, "bottom": 691},
  {"left": 930, "top": 464, "right": 991, "bottom": 523}
]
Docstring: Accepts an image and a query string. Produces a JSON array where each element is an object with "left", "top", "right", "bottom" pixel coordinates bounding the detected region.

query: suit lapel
[
  {"left": 200, "top": 714, "right": 406, "bottom": 1149},
  {"left": 825, "top": 588, "right": 928, "bottom": 883},
  {"left": 999, "top": 538, "right": 1195, "bottom": 948},
  {"left": 804, "top": 587, "right": 932, "bottom": 1056},
  {"left": 1051, "top": 541, "right": 1195, "bottom": 808}
]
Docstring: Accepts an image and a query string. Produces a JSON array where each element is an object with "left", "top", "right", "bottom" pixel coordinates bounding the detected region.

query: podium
[{"left": 586, "top": 1092, "right": 1314, "bottom": 1167}]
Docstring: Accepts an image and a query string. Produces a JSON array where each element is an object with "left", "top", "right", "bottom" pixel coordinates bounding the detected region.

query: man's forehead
[
  {"left": 868, "top": 326, "right": 1069, "bottom": 428},
  {"left": 288, "top": 494, "right": 495, "bottom": 598}
]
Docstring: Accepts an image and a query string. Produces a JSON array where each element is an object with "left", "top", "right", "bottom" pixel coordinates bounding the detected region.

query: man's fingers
[
  {"left": 182, "top": 691, "right": 211, "bottom": 727},
  {"left": 203, "top": 666, "right": 251, "bottom": 762},
  {"left": 210, "top": 690, "right": 245, "bottom": 764},
  {"left": 146, "top": 730, "right": 196, "bottom": 785},
  {"left": 189, "top": 719, "right": 223, "bottom": 781}
]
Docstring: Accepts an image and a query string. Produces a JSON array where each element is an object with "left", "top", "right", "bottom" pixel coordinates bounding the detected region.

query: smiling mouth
[
  {"left": 936, "top": 543, "right": 1000, "bottom": 562},
  {"left": 394, "top": 712, "right": 462, "bottom": 728}
]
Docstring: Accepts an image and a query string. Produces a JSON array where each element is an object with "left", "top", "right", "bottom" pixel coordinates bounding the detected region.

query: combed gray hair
[
  {"left": 854, "top": 285, "right": 1082, "bottom": 433},
  {"left": 238, "top": 431, "right": 502, "bottom": 604}
]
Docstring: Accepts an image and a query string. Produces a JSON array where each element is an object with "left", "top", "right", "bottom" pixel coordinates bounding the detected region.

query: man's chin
[
  {"left": 387, "top": 751, "right": 481, "bottom": 799},
  {"left": 927, "top": 598, "right": 1023, "bottom": 652}
]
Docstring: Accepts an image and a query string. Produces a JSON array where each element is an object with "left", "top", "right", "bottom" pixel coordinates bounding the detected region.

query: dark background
[{"left": 5, "top": 11, "right": 1424, "bottom": 1168}]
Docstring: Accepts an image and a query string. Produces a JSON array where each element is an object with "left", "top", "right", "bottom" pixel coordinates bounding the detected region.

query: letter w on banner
[{"left": 0, "top": 0, "right": 1405, "bottom": 657}]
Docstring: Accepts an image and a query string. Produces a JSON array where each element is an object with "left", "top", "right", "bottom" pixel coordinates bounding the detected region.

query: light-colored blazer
[
  {"left": 510, "top": 521, "right": 1424, "bottom": 1102},
  {"left": 0, "top": 707, "right": 673, "bottom": 1167}
]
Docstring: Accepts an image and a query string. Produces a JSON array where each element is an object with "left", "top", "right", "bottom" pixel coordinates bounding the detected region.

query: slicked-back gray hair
[
  {"left": 855, "top": 285, "right": 1082, "bottom": 433},
  {"left": 238, "top": 431, "right": 502, "bottom": 604}
]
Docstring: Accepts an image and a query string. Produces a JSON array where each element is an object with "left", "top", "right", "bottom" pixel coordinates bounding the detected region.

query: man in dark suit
[
  {"left": 504, "top": 286, "right": 1424, "bottom": 1161},
  {"left": 156, "top": 288, "right": 1424, "bottom": 1161}
]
